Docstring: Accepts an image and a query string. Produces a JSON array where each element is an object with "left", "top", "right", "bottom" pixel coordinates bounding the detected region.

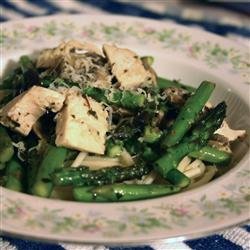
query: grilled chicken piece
[
  {"left": 103, "top": 44, "right": 156, "bottom": 89},
  {"left": 55, "top": 89, "right": 108, "bottom": 154},
  {"left": 36, "top": 40, "right": 101, "bottom": 68},
  {"left": 0, "top": 86, "right": 65, "bottom": 136},
  {"left": 37, "top": 40, "right": 111, "bottom": 88}
]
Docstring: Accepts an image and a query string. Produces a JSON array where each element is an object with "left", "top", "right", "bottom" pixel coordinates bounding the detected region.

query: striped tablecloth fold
[{"left": 1, "top": 224, "right": 250, "bottom": 250}]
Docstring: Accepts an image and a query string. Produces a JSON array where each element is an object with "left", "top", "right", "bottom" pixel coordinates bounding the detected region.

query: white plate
[{"left": 1, "top": 14, "right": 250, "bottom": 245}]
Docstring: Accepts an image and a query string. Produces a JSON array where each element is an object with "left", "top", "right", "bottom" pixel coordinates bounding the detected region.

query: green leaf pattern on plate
[
  {"left": 1, "top": 20, "right": 249, "bottom": 83},
  {"left": 1, "top": 169, "right": 249, "bottom": 236}
]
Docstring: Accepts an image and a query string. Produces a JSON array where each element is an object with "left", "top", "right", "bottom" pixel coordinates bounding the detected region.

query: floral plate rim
[{"left": 1, "top": 14, "right": 250, "bottom": 244}]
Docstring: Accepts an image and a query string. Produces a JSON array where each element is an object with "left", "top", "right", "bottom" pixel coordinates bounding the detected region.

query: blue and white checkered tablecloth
[{"left": 1, "top": 1, "right": 250, "bottom": 249}]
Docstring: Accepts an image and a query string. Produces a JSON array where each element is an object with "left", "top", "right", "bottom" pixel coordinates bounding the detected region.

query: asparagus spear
[
  {"left": 143, "top": 125, "right": 163, "bottom": 144},
  {"left": 166, "top": 168, "right": 190, "bottom": 187},
  {"left": 154, "top": 102, "right": 226, "bottom": 181},
  {"left": 157, "top": 77, "right": 195, "bottom": 93},
  {"left": 0, "top": 126, "right": 14, "bottom": 164},
  {"left": 189, "top": 146, "right": 231, "bottom": 165},
  {"left": 155, "top": 141, "right": 198, "bottom": 178},
  {"left": 73, "top": 184, "right": 180, "bottom": 202},
  {"left": 187, "top": 102, "right": 227, "bottom": 144},
  {"left": 52, "top": 160, "right": 151, "bottom": 187},
  {"left": 31, "top": 145, "right": 67, "bottom": 197},
  {"left": 162, "top": 81, "right": 215, "bottom": 148},
  {"left": 5, "top": 159, "right": 23, "bottom": 192},
  {"left": 83, "top": 86, "right": 145, "bottom": 110}
]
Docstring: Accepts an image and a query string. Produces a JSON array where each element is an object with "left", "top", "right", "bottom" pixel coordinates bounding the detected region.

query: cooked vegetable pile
[{"left": 0, "top": 40, "right": 246, "bottom": 202}]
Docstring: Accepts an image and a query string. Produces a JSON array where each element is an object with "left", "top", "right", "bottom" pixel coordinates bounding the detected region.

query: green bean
[
  {"left": 31, "top": 145, "right": 67, "bottom": 197},
  {"left": 74, "top": 186, "right": 106, "bottom": 202},
  {"left": 0, "top": 126, "right": 14, "bottom": 164},
  {"left": 189, "top": 146, "right": 231, "bottom": 164},
  {"left": 162, "top": 81, "right": 215, "bottom": 148},
  {"left": 73, "top": 184, "right": 180, "bottom": 202}
]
